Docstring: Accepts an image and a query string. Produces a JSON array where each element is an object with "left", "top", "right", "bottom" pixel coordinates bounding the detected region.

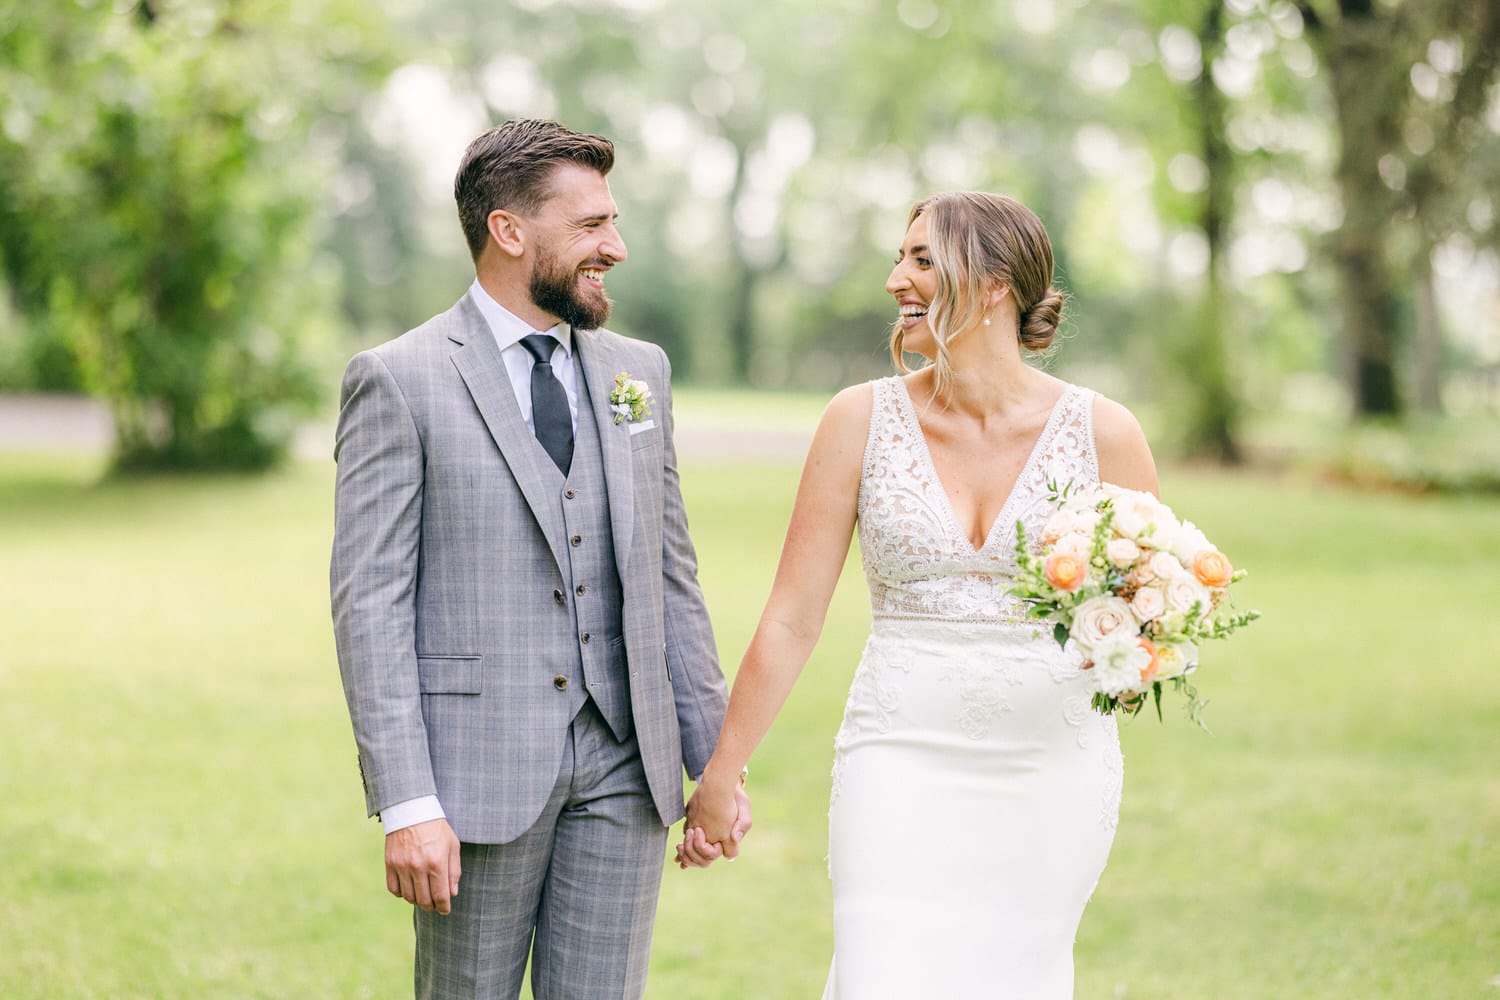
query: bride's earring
[{"left": 983, "top": 314, "right": 992, "bottom": 327}]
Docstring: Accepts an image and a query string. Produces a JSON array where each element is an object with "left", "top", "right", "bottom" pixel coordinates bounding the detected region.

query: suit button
[
  {"left": 563, "top": 487, "right": 577, "bottom": 499},
  {"left": 575, "top": 584, "right": 587, "bottom": 596},
  {"left": 553, "top": 675, "right": 568, "bottom": 691},
  {"left": 553, "top": 589, "right": 565, "bottom": 605},
  {"left": 581, "top": 632, "right": 591, "bottom": 644},
  {"left": 571, "top": 535, "right": 582, "bottom": 547}
]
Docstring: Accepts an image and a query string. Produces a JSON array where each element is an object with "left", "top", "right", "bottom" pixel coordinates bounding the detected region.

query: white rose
[
  {"left": 1105, "top": 537, "right": 1140, "bottom": 569},
  {"left": 1109, "top": 490, "right": 1170, "bottom": 542},
  {"left": 1171, "top": 519, "right": 1213, "bottom": 564},
  {"left": 630, "top": 379, "right": 652, "bottom": 399},
  {"left": 1043, "top": 509, "right": 1075, "bottom": 541},
  {"left": 1044, "top": 508, "right": 1101, "bottom": 542},
  {"left": 1129, "top": 585, "right": 1167, "bottom": 624},
  {"left": 1164, "top": 573, "right": 1211, "bottom": 617},
  {"left": 1088, "top": 634, "right": 1152, "bottom": 697},
  {"left": 1071, "top": 595, "right": 1136, "bottom": 653}
]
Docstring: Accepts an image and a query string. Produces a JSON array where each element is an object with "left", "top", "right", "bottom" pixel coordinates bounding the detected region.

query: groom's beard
[{"left": 529, "top": 244, "right": 612, "bottom": 331}]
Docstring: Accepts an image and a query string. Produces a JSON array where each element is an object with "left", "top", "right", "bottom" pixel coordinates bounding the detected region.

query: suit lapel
[
  {"left": 447, "top": 296, "right": 568, "bottom": 575},
  {"left": 575, "top": 328, "right": 635, "bottom": 577}
]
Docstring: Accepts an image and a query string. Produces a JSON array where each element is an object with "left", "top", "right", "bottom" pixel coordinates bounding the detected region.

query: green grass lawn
[{"left": 1, "top": 450, "right": 1496, "bottom": 998}]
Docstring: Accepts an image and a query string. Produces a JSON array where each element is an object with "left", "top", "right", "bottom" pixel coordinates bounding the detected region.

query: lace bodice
[{"left": 856, "top": 376, "right": 1099, "bottom": 623}]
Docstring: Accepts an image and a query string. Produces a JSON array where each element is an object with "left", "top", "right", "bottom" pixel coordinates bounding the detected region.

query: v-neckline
[{"left": 893, "top": 377, "right": 1074, "bottom": 555}]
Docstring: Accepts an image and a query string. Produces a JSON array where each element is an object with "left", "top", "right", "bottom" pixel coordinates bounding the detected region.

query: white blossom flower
[
  {"left": 1088, "top": 634, "right": 1153, "bottom": 696},
  {"left": 1171, "top": 519, "right": 1213, "bottom": 563}
]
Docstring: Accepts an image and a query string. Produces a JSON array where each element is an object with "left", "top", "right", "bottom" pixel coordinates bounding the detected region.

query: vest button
[
  {"left": 563, "top": 487, "right": 577, "bottom": 499},
  {"left": 553, "top": 675, "right": 568, "bottom": 691},
  {"left": 575, "top": 584, "right": 587, "bottom": 596},
  {"left": 553, "top": 589, "right": 565, "bottom": 605},
  {"left": 571, "top": 535, "right": 582, "bottom": 547},
  {"left": 581, "top": 632, "right": 591, "bottom": 644}
]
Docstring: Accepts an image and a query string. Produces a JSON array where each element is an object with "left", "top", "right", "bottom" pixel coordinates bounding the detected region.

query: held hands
[
  {"left": 385, "top": 817, "right": 462, "bottom": 915},
  {"left": 675, "top": 774, "right": 752, "bottom": 869}
]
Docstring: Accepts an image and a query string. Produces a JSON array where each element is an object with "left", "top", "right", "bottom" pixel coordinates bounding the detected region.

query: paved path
[{"left": 0, "top": 394, "right": 812, "bottom": 462}]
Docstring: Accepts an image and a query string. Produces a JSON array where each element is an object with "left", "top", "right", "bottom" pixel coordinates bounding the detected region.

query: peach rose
[
  {"left": 1044, "top": 551, "right": 1087, "bottom": 592},
  {"left": 1193, "top": 549, "right": 1234, "bottom": 588},
  {"left": 1137, "top": 637, "right": 1162, "bottom": 682}
]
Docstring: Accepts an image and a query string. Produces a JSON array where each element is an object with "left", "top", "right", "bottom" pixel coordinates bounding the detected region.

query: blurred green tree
[
  {"left": 0, "top": 0, "right": 390, "bottom": 470},
  {"left": 1294, "top": 0, "right": 1500, "bottom": 417}
]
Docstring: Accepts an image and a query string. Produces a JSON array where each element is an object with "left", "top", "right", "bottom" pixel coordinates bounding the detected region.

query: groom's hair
[{"left": 455, "top": 119, "right": 616, "bottom": 261}]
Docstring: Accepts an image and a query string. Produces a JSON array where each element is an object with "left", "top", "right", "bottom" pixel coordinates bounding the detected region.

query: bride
[{"left": 680, "top": 191, "right": 1160, "bottom": 997}]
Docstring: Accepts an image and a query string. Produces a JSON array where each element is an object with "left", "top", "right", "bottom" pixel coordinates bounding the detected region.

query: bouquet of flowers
[{"left": 1010, "top": 482, "right": 1259, "bottom": 726}]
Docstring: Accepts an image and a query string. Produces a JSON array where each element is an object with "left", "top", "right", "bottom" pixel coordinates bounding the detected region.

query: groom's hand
[{"left": 385, "top": 818, "right": 462, "bottom": 915}]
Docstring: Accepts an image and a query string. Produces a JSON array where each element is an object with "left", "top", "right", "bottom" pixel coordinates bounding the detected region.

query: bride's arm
[{"left": 684, "top": 383, "right": 872, "bottom": 848}]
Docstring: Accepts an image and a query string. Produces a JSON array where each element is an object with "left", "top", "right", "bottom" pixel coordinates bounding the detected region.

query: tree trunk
[
  {"left": 1411, "top": 246, "right": 1443, "bottom": 414},
  {"left": 1311, "top": 4, "right": 1405, "bottom": 417},
  {"left": 1184, "top": 0, "right": 1241, "bottom": 463}
]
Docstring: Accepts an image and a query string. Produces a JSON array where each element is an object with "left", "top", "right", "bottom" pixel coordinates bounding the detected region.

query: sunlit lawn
[{"left": 1, "top": 442, "right": 1496, "bottom": 998}]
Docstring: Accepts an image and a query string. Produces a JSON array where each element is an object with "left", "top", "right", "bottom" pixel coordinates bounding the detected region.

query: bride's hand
[{"left": 677, "top": 776, "right": 750, "bottom": 868}]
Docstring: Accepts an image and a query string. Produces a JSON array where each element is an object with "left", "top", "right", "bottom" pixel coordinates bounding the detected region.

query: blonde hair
[{"left": 889, "top": 191, "right": 1065, "bottom": 403}]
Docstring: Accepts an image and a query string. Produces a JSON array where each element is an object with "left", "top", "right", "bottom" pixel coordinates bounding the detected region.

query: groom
[{"left": 330, "top": 119, "right": 749, "bottom": 999}]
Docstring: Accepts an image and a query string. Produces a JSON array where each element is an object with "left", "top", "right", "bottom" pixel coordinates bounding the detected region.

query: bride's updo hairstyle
[{"left": 891, "top": 191, "right": 1065, "bottom": 402}]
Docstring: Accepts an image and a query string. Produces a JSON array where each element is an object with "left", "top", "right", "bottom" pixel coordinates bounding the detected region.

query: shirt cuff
[{"left": 380, "top": 795, "right": 445, "bottom": 835}]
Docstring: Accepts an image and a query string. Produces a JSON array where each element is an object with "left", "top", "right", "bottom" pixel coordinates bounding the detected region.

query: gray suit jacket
[{"left": 330, "top": 293, "right": 728, "bottom": 844}]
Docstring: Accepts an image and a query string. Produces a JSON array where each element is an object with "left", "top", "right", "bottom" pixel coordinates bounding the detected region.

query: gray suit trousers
[{"left": 414, "top": 701, "right": 668, "bottom": 1000}]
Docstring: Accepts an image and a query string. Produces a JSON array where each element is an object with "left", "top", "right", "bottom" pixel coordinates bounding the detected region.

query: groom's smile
[{"left": 524, "top": 162, "right": 627, "bottom": 330}]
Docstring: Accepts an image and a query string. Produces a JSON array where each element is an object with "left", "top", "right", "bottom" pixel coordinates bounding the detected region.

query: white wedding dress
[{"left": 823, "top": 377, "right": 1122, "bottom": 999}]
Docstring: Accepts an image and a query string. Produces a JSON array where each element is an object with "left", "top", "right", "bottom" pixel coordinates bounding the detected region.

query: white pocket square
[{"left": 628, "top": 419, "right": 656, "bottom": 435}]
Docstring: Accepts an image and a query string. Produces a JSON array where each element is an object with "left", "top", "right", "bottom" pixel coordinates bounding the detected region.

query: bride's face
[{"left": 885, "top": 213, "right": 939, "bottom": 357}]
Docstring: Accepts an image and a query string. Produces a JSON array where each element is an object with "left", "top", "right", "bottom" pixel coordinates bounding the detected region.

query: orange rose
[
  {"left": 1193, "top": 549, "right": 1233, "bottom": 588},
  {"left": 1137, "top": 637, "right": 1161, "bottom": 682},
  {"left": 1044, "top": 551, "right": 1087, "bottom": 592}
]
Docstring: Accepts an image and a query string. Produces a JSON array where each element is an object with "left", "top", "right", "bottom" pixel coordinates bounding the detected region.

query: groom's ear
[{"left": 487, "top": 209, "right": 526, "bottom": 259}]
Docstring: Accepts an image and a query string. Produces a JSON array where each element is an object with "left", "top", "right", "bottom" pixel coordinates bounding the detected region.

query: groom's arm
[
  {"left": 330, "top": 348, "right": 438, "bottom": 818},
  {"left": 653, "top": 348, "right": 730, "bottom": 778}
]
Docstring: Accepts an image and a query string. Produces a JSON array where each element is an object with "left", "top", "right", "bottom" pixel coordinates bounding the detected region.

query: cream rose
[
  {"left": 1044, "top": 508, "right": 1101, "bottom": 542},
  {"left": 1105, "top": 537, "right": 1141, "bottom": 569},
  {"left": 1164, "top": 573, "right": 1211, "bottom": 616},
  {"left": 1129, "top": 584, "right": 1167, "bottom": 624},
  {"left": 1149, "top": 550, "right": 1186, "bottom": 582},
  {"left": 1052, "top": 532, "right": 1093, "bottom": 560},
  {"left": 1071, "top": 595, "right": 1137, "bottom": 653}
]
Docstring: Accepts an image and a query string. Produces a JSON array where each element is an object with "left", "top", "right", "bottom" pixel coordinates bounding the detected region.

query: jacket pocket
[{"left": 416, "top": 655, "right": 482, "bottom": 694}]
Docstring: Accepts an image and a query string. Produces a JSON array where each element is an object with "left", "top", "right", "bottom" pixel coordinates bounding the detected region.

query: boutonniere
[{"left": 609, "top": 372, "right": 653, "bottom": 425}]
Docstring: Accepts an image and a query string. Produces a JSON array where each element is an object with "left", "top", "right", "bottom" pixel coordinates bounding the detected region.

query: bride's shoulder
[
  {"left": 806, "top": 381, "right": 880, "bottom": 457},
  {"left": 821, "top": 381, "right": 878, "bottom": 430},
  {"left": 1081, "top": 389, "right": 1158, "bottom": 494}
]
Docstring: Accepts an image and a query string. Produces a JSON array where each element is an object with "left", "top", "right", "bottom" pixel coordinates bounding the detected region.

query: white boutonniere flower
[{"left": 609, "top": 372, "right": 653, "bottom": 425}]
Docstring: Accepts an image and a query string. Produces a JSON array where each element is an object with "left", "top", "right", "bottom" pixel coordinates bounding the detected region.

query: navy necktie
[{"left": 519, "top": 334, "right": 573, "bottom": 474}]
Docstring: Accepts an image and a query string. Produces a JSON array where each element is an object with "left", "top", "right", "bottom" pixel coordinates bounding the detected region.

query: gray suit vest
[{"left": 535, "top": 360, "right": 632, "bottom": 741}]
